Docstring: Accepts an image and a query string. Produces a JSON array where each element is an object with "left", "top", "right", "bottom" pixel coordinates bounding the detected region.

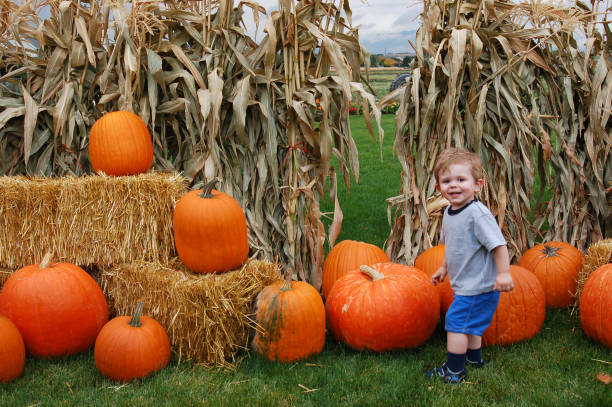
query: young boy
[{"left": 427, "top": 147, "right": 514, "bottom": 384}]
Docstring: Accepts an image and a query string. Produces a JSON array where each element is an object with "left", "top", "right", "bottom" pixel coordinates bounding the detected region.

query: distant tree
[
  {"left": 382, "top": 57, "right": 398, "bottom": 67},
  {"left": 370, "top": 54, "right": 378, "bottom": 67}
]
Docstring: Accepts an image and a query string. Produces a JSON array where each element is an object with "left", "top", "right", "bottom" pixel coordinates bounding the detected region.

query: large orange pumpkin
[
  {"left": 0, "top": 315, "right": 25, "bottom": 382},
  {"left": 579, "top": 264, "right": 612, "bottom": 349},
  {"left": 326, "top": 263, "right": 439, "bottom": 352},
  {"left": 518, "top": 241, "right": 583, "bottom": 308},
  {"left": 89, "top": 111, "right": 154, "bottom": 176},
  {"left": 414, "top": 244, "right": 454, "bottom": 315},
  {"left": 322, "top": 240, "right": 389, "bottom": 299},
  {"left": 482, "top": 265, "right": 545, "bottom": 346},
  {"left": 0, "top": 254, "right": 109, "bottom": 357},
  {"left": 173, "top": 178, "right": 249, "bottom": 273},
  {"left": 252, "top": 279, "right": 325, "bottom": 362},
  {"left": 95, "top": 302, "right": 171, "bottom": 382}
]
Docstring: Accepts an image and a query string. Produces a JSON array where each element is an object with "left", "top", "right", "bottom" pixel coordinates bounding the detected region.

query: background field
[{"left": 1, "top": 72, "right": 610, "bottom": 407}]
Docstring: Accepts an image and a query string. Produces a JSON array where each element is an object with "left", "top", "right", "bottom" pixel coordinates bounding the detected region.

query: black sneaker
[
  {"left": 426, "top": 363, "right": 466, "bottom": 384},
  {"left": 466, "top": 358, "right": 485, "bottom": 368}
]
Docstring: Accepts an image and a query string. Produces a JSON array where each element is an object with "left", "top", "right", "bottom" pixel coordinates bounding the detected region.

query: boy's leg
[
  {"left": 466, "top": 334, "right": 485, "bottom": 368},
  {"left": 446, "top": 332, "right": 468, "bottom": 374}
]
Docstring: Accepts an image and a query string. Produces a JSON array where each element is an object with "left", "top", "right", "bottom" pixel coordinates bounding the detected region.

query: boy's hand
[
  {"left": 431, "top": 267, "right": 447, "bottom": 286},
  {"left": 494, "top": 272, "right": 514, "bottom": 292}
]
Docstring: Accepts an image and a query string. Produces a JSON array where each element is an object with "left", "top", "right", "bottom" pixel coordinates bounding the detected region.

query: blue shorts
[{"left": 445, "top": 291, "right": 500, "bottom": 336}]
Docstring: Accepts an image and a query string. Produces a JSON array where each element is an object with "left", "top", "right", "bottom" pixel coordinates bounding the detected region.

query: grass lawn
[{"left": 1, "top": 113, "right": 610, "bottom": 407}]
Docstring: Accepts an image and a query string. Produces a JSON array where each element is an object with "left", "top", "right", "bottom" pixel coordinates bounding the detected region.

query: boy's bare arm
[
  {"left": 492, "top": 245, "right": 514, "bottom": 292},
  {"left": 431, "top": 256, "right": 448, "bottom": 285}
]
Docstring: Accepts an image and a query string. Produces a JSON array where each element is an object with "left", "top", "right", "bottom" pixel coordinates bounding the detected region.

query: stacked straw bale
[
  {"left": 100, "top": 258, "right": 282, "bottom": 367},
  {"left": 575, "top": 238, "right": 612, "bottom": 304},
  {"left": 0, "top": 172, "right": 187, "bottom": 269}
]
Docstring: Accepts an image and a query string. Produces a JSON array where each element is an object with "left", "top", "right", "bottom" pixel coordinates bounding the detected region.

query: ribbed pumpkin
[
  {"left": 414, "top": 244, "right": 454, "bottom": 315},
  {"left": 326, "top": 263, "right": 439, "bottom": 352},
  {"left": 173, "top": 178, "right": 249, "bottom": 273},
  {"left": 0, "top": 254, "right": 108, "bottom": 357},
  {"left": 482, "top": 265, "right": 545, "bottom": 346},
  {"left": 518, "top": 241, "right": 584, "bottom": 308},
  {"left": 252, "top": 278, "right": 325, "bottom": 362},
  {"left": 579, "top": 264, "right": 612, "bottom": 349},
  {"left": 95, "top": 302, "right": 171, "bottom": 382},
  {"left": 0, "top": 315, "right": 25, "bottom": 382},
  {"left": 89, "top": 111, "right": 154, "bottom": 176},
  {"left": 322, "top": 240, "right": 389, "bottom": 299}
]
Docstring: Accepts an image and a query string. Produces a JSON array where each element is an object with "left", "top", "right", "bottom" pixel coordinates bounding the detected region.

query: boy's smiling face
[{"left": 436, "top": 163, "right": 484, "bottom": 210}]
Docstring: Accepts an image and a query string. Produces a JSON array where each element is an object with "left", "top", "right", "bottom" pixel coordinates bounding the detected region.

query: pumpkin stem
[
  {"left": 280, "top": 271, "right": 293, "bottom": 291},
  {"left": 129, "top": 302, "right": 145, "bottom": 328},
  {"left": 198, "top": 178, "right": 220, "bottom": 199},
  {"left": 542, "top": 245, "right": 560, "bottom": 258},
  {"left": 360, "top": 265, "right": 385, "bottom": 281},
  {"left": 39, "top": 252, "right": 53, "bottom": 269}
]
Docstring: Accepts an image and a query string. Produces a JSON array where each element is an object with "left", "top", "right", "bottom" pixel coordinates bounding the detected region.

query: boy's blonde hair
[{"left": 434, "top": 148, "right": 484, "bottom": 182}]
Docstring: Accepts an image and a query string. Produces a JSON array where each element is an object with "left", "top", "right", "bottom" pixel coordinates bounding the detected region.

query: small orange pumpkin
[
  {"left": 580, "top": 264, "right": 612, "bottom": 349},
  {"left": 89, "top": 111, "right": 154, "bottom": 176},
  {"left": 322, "top": 240, "right": 389, "bottom": 299},
  {"left": 326, "top": 263, "right": 439, "bottom": 352},
  {"left": 173, "top": 178, "right": 249, "bottom": 273},
  {"left": 94, "top": 302, "right": 171, "bottom": 382},
  {"left": 518, "top": 241, "right": 584, "bottom": 308},
  {"left": 252, "top": 278, "right": 325, "bottom": 362},
  {"left": 483, "top": 265, "right": 546, "bottom": 346},
  {"left": 414, "top": 244, "right": 454, "bottom": 315},
  {"left": 0, "top": 253, "right": 108, "bottom": 357},
  {"left": 0, "top": 315, "right": 25, "bottom": 382}
]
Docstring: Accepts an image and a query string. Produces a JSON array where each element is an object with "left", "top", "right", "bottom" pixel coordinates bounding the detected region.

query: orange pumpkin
[
  {"left": 0, "top": 315, "right": 25, "bottom": 382},
  {"left": 173, "top": 178, "right": 249, "bottom": 273},
  {"left": 326, "top": 263, "right": 439, "bottom": 352},
  {"left": 95, "top": 302, "right": 171, "bottom": 382},
  {"left": 0, "top": 254, "right": 108, "bottom": 357},
  {"left": 252, "top": 279, "right": 325, "bottom": 362},
  {"left": 414, "top": 244, "right": 454, "bottom": 315},
  {"left": 322, "top": 240, "right": 389, "bottom": 299},
  {"left": 580, "top": 264, "right": 612, "bottom": 349},
  {"left": 518, "top": 241, "right": 584, "bottom": 308},
  {"left": 483, "top": 265, "right": 545, "bottom": 346},
  {"left": 89, "top": 111, "right": 154, "bottom": 176}
]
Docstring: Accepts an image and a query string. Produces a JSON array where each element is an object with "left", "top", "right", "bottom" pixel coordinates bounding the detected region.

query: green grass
[
  {"left": 1, "top": 311, "right": 610, "bottom": 406},
  {"left": 362, "top": 67, "right": 409, "bottom": 99},
  {"left": 2, "top": 114, "right": 610, "bottom": 407}
]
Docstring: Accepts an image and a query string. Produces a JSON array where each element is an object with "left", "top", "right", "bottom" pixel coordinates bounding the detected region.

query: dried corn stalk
[
  {"left": 0, "top": 0, "right": 382, "bottom": 286},
  {"left": 384, "top": 0, "right": 611, "bottom": 263}
]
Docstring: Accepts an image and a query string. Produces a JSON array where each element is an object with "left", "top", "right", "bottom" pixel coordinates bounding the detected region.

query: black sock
[
  {"left": 446, "top": 352, "right": 466, "bottom": 373},
  {"left": 466, "top": 347, "right": 482, "bottom": 363}
]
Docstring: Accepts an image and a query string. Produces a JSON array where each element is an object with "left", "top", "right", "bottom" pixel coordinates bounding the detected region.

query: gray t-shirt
[{"left": 440, "top": 200, "right": 506, "bottom": 295}]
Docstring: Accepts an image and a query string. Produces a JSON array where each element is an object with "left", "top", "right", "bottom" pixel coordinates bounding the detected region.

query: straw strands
[
  {"left": 0, "top": 0, "right": 381, "bottom": 287},
  {"left": 0, "top": 172, "right": 187, "bottom": 268},
  {"left": 100, "top": 258, "right": 282, "bottom": 367},
  {"left": 575, "top": 238, "right": 612, "bottom": 303},
  {"left": 384, "top": 0, "right": 611, "bottom": 263}
]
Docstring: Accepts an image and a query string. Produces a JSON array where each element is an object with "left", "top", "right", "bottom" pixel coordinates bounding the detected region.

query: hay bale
[
  {"left": 100, "top": 258, "right": 282, "bottom": 368},
  {"left": 575, "top": 238, "right": 612, "bottom": 304},
  {"left": 0, "top": 268, "right": 11, "bottom": 288},
  {"left": 0, "top": 172, "right": 187, "bottom": 269}
]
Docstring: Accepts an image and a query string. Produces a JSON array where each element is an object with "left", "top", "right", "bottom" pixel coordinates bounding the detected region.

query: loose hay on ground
[
  {"left": 100, "top": 258, "right": 282, "bottom": 368},
  {"left": 0, "top": 172, "right": 187, "bottom": 269}
]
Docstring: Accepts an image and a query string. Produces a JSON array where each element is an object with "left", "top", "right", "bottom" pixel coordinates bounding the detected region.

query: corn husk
[
  {"left": 384, "top": 0, "right": 611, "bottom": 263},
  {"left": 0, "top": 172, "right": 187, "bottom": 268},
  {"left": 100, "top": 257, "right": 281, "bottom": 368},
  {"left": 0, "top": 0, "right": 382, "bottom": 287}
]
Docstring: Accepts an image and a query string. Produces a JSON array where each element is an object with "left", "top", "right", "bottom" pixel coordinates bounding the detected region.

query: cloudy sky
[{"left": 251, "top": 0, "right": 423, "bottom": 54}]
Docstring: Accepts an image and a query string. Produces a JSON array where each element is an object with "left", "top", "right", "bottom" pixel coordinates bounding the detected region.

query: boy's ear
[{"left": 475, "top": 178, "right": 485, "bottom": 191}]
